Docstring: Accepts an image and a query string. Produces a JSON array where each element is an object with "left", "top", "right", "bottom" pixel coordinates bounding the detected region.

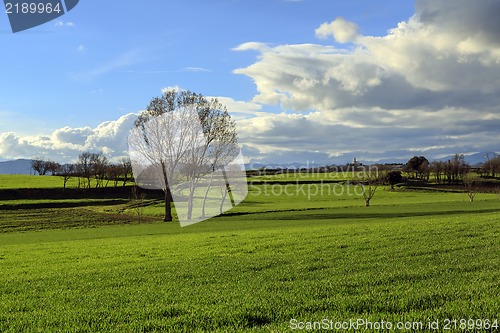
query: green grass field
[
  {"left": 0, "top": 174, "right": 85, "bottom": 189},
  {"left": 0, "top": 174, "right": 132, "bottom": 190},
  {"left": 0, "top": 175, "right": 499, "bottom": 332}
]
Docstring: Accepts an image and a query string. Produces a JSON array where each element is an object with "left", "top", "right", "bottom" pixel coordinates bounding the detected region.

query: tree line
[
  {"left": 349, "top": 153, "right": 500, "bottom": 206},
  {"left": 402, "top": 154, "right": 469, "bottom": 183},
  {"left": 31, "top": 152, "right": 133, "bottom": 189},
  {"left": 401, "top": 153, "right": 500, "bottom": 183}
]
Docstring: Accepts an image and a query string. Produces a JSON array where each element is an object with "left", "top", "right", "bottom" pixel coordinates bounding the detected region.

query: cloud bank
[
  {"left": 0, "top": 114, "right": 137, "bottom": 163},
  {"left": 233, "top": 0, "right": 500, "bottom": 164},
  {"left": 0, "top": 98, "right": 265, "bottom": 164},
  {"left": 2, "top": 1, "right": 499, "bottom": 166}
]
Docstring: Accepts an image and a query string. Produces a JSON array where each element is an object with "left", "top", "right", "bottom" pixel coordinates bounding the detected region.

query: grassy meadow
[
  {"left": 0, "top": 174, "right": 86, "bottom": 189},
  {"left": 0, "top": 174, "right": 499, "bottom": 332}
]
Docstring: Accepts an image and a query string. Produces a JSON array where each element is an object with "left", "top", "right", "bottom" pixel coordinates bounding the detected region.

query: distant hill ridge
[
  {"left": 0, "top": 152, "right": 497, "bottom": 174},
  {"left": 246, "top": 152, "right": 497, "bottom": 170},
  {"left": 0, "top": 159, "right": 33, "bottom": 175}
]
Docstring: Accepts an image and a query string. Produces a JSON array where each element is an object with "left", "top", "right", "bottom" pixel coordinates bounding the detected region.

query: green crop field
[
  {"left": 0, "top": 174, "right": 81, "bottom": 189},
  {"left": 0, "top": 175, "right": 499, "bottom": 332},
  {"left": 0, "top": 174, "right": 132, "bottom": 190}
]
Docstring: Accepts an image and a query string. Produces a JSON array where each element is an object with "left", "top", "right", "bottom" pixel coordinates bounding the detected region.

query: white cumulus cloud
[
  {"left": 232, "top": 0, "right": 500, "bottom": 163},
  {"left": 315, "top": 17, "right": 359, "bottom": 43},
  {"left": 0, "top": 114, "right": 138, "bottom": 163}
]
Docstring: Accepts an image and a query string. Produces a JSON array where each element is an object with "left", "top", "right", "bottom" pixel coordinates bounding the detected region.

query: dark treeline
[
  {"left": 402, "top": 153, "right": 500, "bottom": 184},
  {"left": 31, "top": 152, "right": 133, "bottom": 189},
  {"left": 401, "top": 154, "right": 470, "bottom": 184},
  {"left": 248, "top": 153, "right": 500, "bottom": 188},
  {"left": 31, "top": 152, "right": 500, "bottom": 190}
]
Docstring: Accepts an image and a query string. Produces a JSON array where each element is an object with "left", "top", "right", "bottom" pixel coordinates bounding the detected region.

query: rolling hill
[{"left": 0, "top": 159, "right": 32, "bottom": 174}]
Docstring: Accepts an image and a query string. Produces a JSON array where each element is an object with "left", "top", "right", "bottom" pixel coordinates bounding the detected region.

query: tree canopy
[{"left": 129, "top": 89, "right": 246, "bottom": 223}]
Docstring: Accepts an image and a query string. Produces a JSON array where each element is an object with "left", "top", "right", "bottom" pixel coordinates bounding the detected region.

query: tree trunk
[
  {"left": 201, "top": 172, "right": 215, "bottom": 218},
  {"left": 365, "top": 199, "right": 370, "bottom": 207},
  {"left": 164, "top": 190, "right": 173, "bottom": 222},
  {"left": 222, "top": 169, "right": 235, "bottom": 207},
  {"left": 220, "top": 187, "right": 229, "bottom": 214},
  {"left": 187, "top": 183, "right": 195, "bottom": 220},
  {"left": 161, "top": 161, "right": 173, "bottom": 222}
]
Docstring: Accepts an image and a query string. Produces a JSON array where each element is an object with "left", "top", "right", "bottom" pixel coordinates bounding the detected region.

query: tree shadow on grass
[
  {"left": 0, "top": 199, "right": 129, "bottom": 210},
  {"left": 220, "top": 206, "right": 500, "bottom": 221},
  {"left": 0, "top": 187, "right": 164, "bottom": 201}
]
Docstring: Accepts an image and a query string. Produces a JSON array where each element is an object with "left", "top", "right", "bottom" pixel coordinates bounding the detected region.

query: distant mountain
[
  {"left": 0, "top": 159, "right": 32, "bottom": 174},
  {"left": 245, "top": 161, "right": 325, "bottom": 170},
  {"left": 437, "top": 152, "right": 498, "bottom": 166},
  {"left": 369, "top": 157, "right": 409, "bottom": 165},
  {"left": 2, "top": 153, "right": 492, "bottom": 175}
]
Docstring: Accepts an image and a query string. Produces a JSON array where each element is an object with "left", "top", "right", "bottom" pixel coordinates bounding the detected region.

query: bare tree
[
  {"left": 129, "top": 93, "right": 199, "bottom": 222},
  {"left": 120, "top": 157, "right": 133, "bottom": 187},
  {"left": 463, "top": 173, "right": 479, "bottom": 202},
  {"left": 77, "top": 152, "right": 93, "bottom": 189},
  {"left": 430, "top": 161, "right": 444, "bottom": 183},
  {"left": 129, "top": 89, "right": 241, "bottom": 222},
  {"left": 483, "top": 153, "right": 500, "bottom": 178},
  {"left": 361, "top": 181, "right": 377, "bottom": 207},
  {"left": 56, "top": 163, "right": 75, "bottom": 189},
  {"left": 91, "top": 153, "right": 108, "bottom": 188},
  {"left": 107, "top": 164, "right": 122, "bottom": 187},
  {"left": 358, "top": 166, "right": 382, "bottom": 207},
  {"left": 201, "top": 141, "right": 240, "bottom": 217},
  {"left": 48, "top": 161, "right": 59, "bottom": 175},
  {"left": 75, "top": 152, "right": 107, "bottom": 189},
  {"left": 30, "top": 159, "right": 43, "bottom": 175},
  {"left": 181, "top": 97, "right": 239, "bottom": 219},
  {"left": 443, "top": 154, "right": 469, "bottom": 184},
  {"left": 131, "top": 185, "right": 147, "bottom": 220},
  {"left": 30, "top": 158, "right": 56, "bottom": 176}
]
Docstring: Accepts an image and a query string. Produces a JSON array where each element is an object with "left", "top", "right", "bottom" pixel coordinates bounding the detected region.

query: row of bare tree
[
  {"left": 481, "top": 154, "right": 500, "bottom": 177},
  {"left": 429, "top": 155, "right": 469, "bottom": 184},
  {"left": 31, "top": 153, "right": 133, "bottom": 189},
  {"left": 402, "top": 153, "right": 500, "bottom": 184},
  {"left": 402, "top": 154, "right": 482, "bottom": 184}
]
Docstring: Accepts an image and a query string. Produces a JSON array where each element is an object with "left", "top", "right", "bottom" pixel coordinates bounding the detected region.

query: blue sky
[{"left": 1, "top": 0, "right": 499, "bottom": 165}]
